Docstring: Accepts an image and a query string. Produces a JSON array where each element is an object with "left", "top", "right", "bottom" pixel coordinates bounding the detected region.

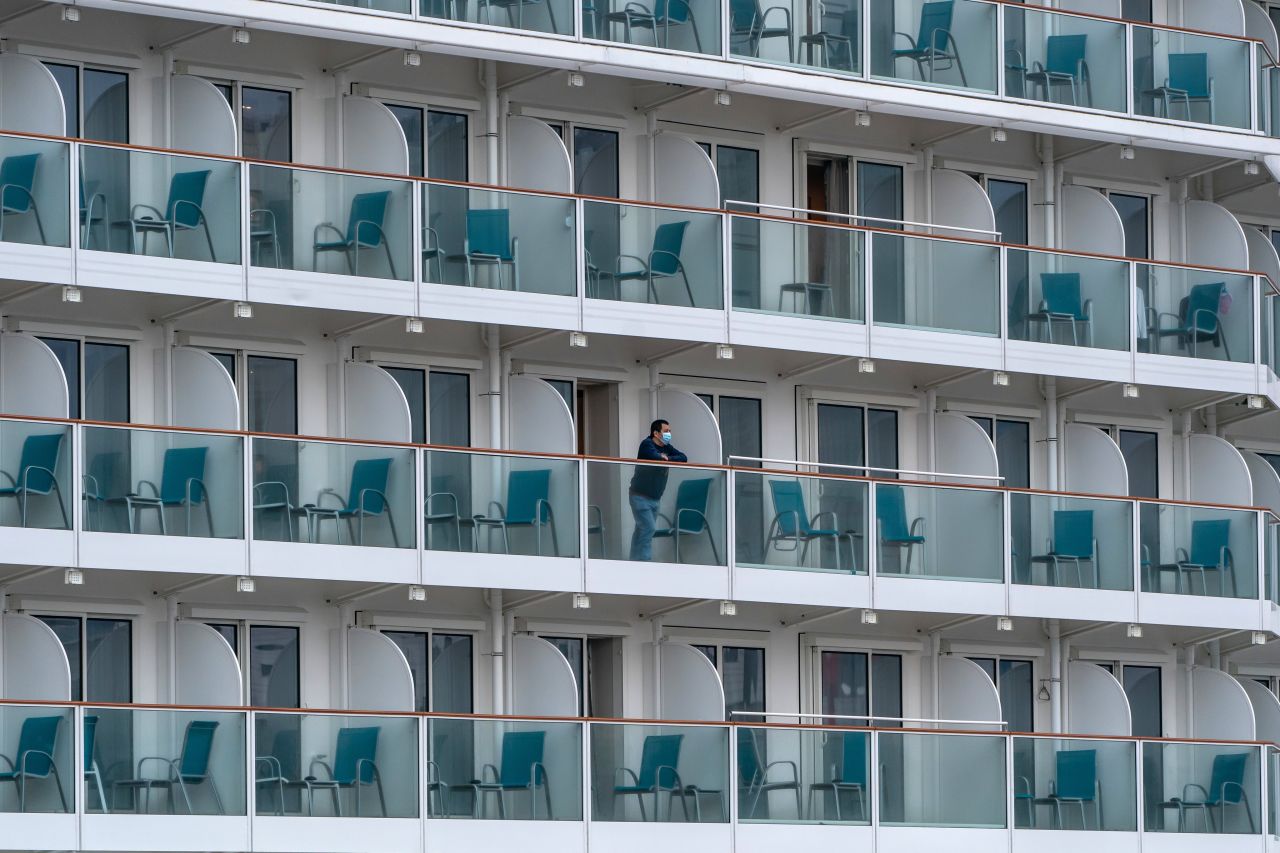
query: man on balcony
[{"left": 629, "top": 419, "right": 687, "bottom": 561}]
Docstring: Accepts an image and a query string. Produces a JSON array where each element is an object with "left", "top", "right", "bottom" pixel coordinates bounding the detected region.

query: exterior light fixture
[
  {"left": 408, "top": 585, "right": 427, "bottom": 602},
  {"left": 569, "top": 332, "right": 588, "bottom": 348},
  {"left": 64, "top": 568, "right": 83, "bottom": 586},
  {"left": 572, "top": 592, "right": 591, "bottom": 609},
  {"left": 1122, "top": 383, "right": 1140, "bottom": 399},
  {"left": 996, "top": 616, "right": 1014, "bottom": 632},
  {"left": 1126, "top": 623, "right": 1143, "bottom": 639},
  {"left": 233, "top": 301, "right": 254, "bottom": 319},
  {"left": 61, "top": 6, "right": 80, "bottom": 22},
  {"left": 861, "top": 609, "right": 878, "bottom": 625},
  {"left": 857, "top": 357, "right": 876, "bottom": 374},
  {"left": 1247, "top": 394, "right": 1265, "bottom": 410},
  {"left": 854, "top": 111, "right": 871, "bottom": 127},
  {"left": 405, "top": 317, "right": 424, "bottom": 334},
  {"left": 1119, "top": 146, "right": 1136, "bottom": 160},
  {"left": 1245, "top": 161, "right": 1261, "bottom": 176},
  {"left": 403, "top": 51, "right": 421, "bottom": 67},
  {"left": 992, "top": 371, "right": 1010, "bottom": 387},
  {"left": 236, "top": 576, "right": 256, "bottom": 593},
  {"left": 990, "top": 127, "right": 1007, "bottom": 143},
  {"left": 714, "top": 91, "right": 732, "bottom": 107},
  {"left": 715, "top": 344, "right": 735, "bottom": 360},
  {"left": 231, "top": 28, "right": 251, "bottom": 45},
  {"left": 61, "top": 285, "right": 81, "bottom": 303},
  {"left": 1253, "top": 631, "right": 1269, "bottom": 645},
  {"left": 719, "top": 600, "right": 737, "bottom": 616},
  {"left": 567, "top": 72, "right": 585, "bottom": 88}
]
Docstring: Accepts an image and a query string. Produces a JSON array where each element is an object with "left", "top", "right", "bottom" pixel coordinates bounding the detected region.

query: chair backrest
[
  {"left": 1183, "top": 282, "right": 1225, "bottom": 333},
  {"left": 166, "top": 170, "right": 211, "bottom": 229},
  {"left": 1052, "top": 510, "right": 1094, "bottom": 560},
  {"left": 838, "top": 731, "right": 868, "bottom": 785},
  {"left": 18, "top": 432, "right": 64, "bottom": 494},
  {"left": 499, "top": 729, "right": 547, "bottom": 787},
  {"left": 0, "top": 153, "right": 39, "bottom": 212},
  {"left": 728, "top": 0, "right": 759, "bottom": 30},
  {"left": 1188, "top": 518, "right": 1231, "bottom": 567},
  {"left": 334, "top": 726, "right": 380, "bottom": 785},
  {"left": 637, "top": 733, "right": 683, "bottom": 789},
  {"left": 505, "top": 468, "right": 552, "bottom": 524},
  {"left": 917, "top": 1, "right": 955, "bottom": 52},
  {"left": 736, "top": 729, "right": 761, "bottom": 783},
  {"left": 265, "top": 726, "right": 301, "bottom": 779},
  {"left": 346, "top": 191, "right": 391, "bottom": 246},
  {"left": 1209, "top": 752, "right": 1249, "bottom": 804},
  {"left": 466, "top": 208, "right": 512, "bottom": 260},
  {"left": 1169, "top": 52, "right": 1210, "bottom": 98},
  {"left": 15, "top": 715, "right": 62, "bottom": 778},
  {"left": 160, "top": 446, "right": 209, "bottom": 505},
  {"left": 178, "top": 720, "right": 220, "bottom": 779},
  {"left": 654, "top": 0, "right": 691, "bottom": 23},
  {"left": 674, "top": 477, "right": 713, "bottom": 533},
  {"left": 1045, "top": 34, "right": 1087, "bottom": 76},
  {"left": 1054, "top": 749, "right": 1097, "bottom": 801},
  {"left": 1040, "top": 272, "right": 1083, "bottom": 318},
  {"left": 649, "top": 221, "right": 689, "bottom": 277},
  {"left": 83, "top": 715, "right": 98, "bottom": 771},
  {"left": 768, "top": 479, "right": 810, "bottom": 537},
  {"left": 876, "top": 485, "right": 910, "bottom": 540},
  {"left": 346, "top": 457, "right": 393, "bottom": 514}
]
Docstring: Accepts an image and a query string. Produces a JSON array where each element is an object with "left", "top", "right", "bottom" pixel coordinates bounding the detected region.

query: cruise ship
[{"left": 2, "top": 0, "right": 1280, "bottom": 849}]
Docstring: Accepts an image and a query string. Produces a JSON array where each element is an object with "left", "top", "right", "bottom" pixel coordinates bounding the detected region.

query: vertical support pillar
[
  {"left": 1044, "top": 377, "right": 1058, "bottom": 492},
  {"left": 1048, "top": 619, "right": 1062, "bottom": 733}
]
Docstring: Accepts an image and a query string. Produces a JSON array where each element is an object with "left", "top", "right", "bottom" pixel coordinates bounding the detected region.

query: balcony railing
[
  {"left": 6, "top": 413, "right": 1279, "bottom": 612},
  {"left": 292, "top": 0, "right": 1275, "bottom": 135},
  {"left": 2, "top": 700, "right": 1274, "bottom": 840}
]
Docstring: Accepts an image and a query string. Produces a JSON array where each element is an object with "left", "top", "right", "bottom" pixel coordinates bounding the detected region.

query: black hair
[{"left": 650, "top": 419, "right": 669, "bottom": 435}]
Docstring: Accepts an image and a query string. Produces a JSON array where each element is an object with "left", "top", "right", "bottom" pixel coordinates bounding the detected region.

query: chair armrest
[
  {"left": 171, "top": 198, "right": 207, "bottom": 224},
  {"left": 186, "top": 476, "right": 208, "bottom": 505},
  {"left": 357, "top": 487, "right": 392, "bottom": 514},
  {"left": 309, "top": 759, "right": 335, "bottom": 781},
  {"left": 481, "top": 763, "right": 500, "bottom": 783},
  {"left": 762, "top": 759, "right": 798, "bottom": 783},
  {"left": 355, "top": 758, "right": 381, "bottom": 785},
  {"left": 909, "top": 517, "right": 925, "bottom": 537},
  {"left": 313, "top": 222, "right": 346, "bottom": 245},
  {"left": 255, "top": 756, "right": 284, "bottom": 779},
  {"left": 254, "top": 481, "right": 292, "bottom": 507},
  {"left": 351, "top": 218, "right": 390, "bottom": 248},
  {"left": 20, "top": 465, "right": 57, "bottom": 494},
  {"left": 531, "top": 760, "right": 549, "bottom": 786},
  {"left": 250, "top": 208, "right": 278, "bottom": 230},
  {"left": 1079, "top": 58, "right": 1090, "bottom": 82},
  {"left": 654, "top": 764, "right": 684, "bottom": 792},
  {"left": 136, "top": 480, "right": 161, "bottom": 499},
  {"left": 759, "top": 4, "right": 790, "bottom": 31},
  {"left": 0, "top": 752, "right": 14, "bottom": 772},
  {"left": 614, "top": 767, "right": 641, "bottom": 788},
  {"left": 1188, "top": 306, "right": 1220, "bottom": 334},
  {"left": 534, "top": 497, "right": 555, "bottom": 525},
  {"left": 1182, "top": 782, "right": 1210, "bottom": 804},
  {"left": 1175, "top": 547, "right": 1189, "bottom": 563},
  {"left": 614, "top": 253, "right": 650, "bottom": 276},
  {"left": 1222, "top": 546, "right": 1233, "bottom": 571},
  {"left": 485, "top": 500, "right": 507, "bottom": 520},
  {"left": 19, "top": 749, "right": 58, "bottom": 776},
  {"left": 675, "top": 507, "right": 710, "bottom": 533},
  {"left": 82, "top": 473, "right": 101, "bottom": 498},
  {"left": 136, "top": 755, "right": 178, "bottom": 780},
  {"left": 0, "top": 469, "right": 17, "bottom": 489},
  {"left": 1083, "top": 298, "right": 1093, "bottom": 320},
  {"left": 0, "top": 183, "right": 37, "bottom": 211},
  {"left": 647, "top": 249, "right": 685, "bottom": 275},
  {"left": 316, "top": 489, "right": 345, "bottom": 509},
  {"left": 129, "top": 203, "right": 167, "bottom": 222},
  {"left": 426, "top": 492, "right": 460, "bottom": 516},
  {"left": 811, "top": 510, "right": 838, "bottom": 530},
  {"left": 893, "top": 31, "right": 918, "bottom": 50}
]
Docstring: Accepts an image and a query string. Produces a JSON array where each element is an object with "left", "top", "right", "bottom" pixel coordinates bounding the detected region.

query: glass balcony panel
[
  {"left": 586, "top": 461, "right": 726, "bottom": 565},
  {"left": 735, "top": 726, "right": 870, "bottom": 824},
  {"left": 79, "top": 146, "right": 240, "bottom": 263},
  {"left": 0, "top": 419, "right": 72, "bottom": 530},
  {"left": 590, "top": 722, "right": 729, "bottom": 822},
  {"left": 1133, "top": 27, "right": 1252, "bottom": 130},
  {"left": 0, "top": 705, "right": 74, "bottom": 813},
  {"left": 428, "top": 717, "right": 582, "bottom": 820},
  {"left": 727, "top": 0, "right": 861, "bottom": 75},
  {"left": 82, "top": 426, "right": 244, "bottom": 539},
  {"left": 251, "top": 438, "right": 415, "bottom": 548},
  {"left": 1143, "top": 742, "right": 1261, "bottom": 834},
  {"left": 583, "top": 201, "right": 724, "bottom": 309},
  {"left": 1012, "top": 737, "right": 1136, "bottom": 831},
  {"left": 872, "top": 232, "right": 1000, "bottom": 335},
  {"left": 734, "top": 470, "right": 868, "bottom": 573},
  {"left": 317, "top": 0, "right": 411, "bottom": 11},
  {"left": 586, "top": 0, "right": 720, "bottom": 55},
  {"left": 88, "top": 707, "right": 247, "bottom": 816},
  {"left": 428, "top": 0, "right": 572, "bottom": 34},
  {"left": 1266, "top": 518, "right": 1279, "bottom": 605},
  {"left": 255, "top": 712, "right": 418, "bottom": 818},
  {"left": 1268, "top": 748, "right": 1279, "bottom": 837},
  {"left": 422, "top": 182, "right": 576, "bottom": 296},
  {"left": 1006, "top": 249, "right": 1130, "bottom": 350},
  {"left": 1137, "top": 265, "right": 1253, "bottom": 363},
  {"left": 731, "top": 215, "right": 864, "bottom": 322},
  {"left": 1139, "top": 502, "right": 1257, "bottom": 599},
  {"left": 868, "top": 0, "right": 998, "bottom": 94},
  {"left": 424, "top": 450, "right": 580, "bottom": 557},
  {"left": 878, "top": 731, "right": 1006, "bottom": 828},
  {"left": 248, "top": 165, "right": 412, "bottom": 281},
  {"left": 0, "top": 136, "right": 70, "bottom": 248},
  {"left": 874, "top": 482, "right": 1003, "bottom": 582},
  {"left": 1002, "top": 7, "right": 1127, "bottom": 113},
  {"left": 1010, "top": 493, "right": 1134, "bottom": 591}
]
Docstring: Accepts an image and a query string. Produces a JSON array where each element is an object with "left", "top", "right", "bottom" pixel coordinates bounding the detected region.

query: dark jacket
[{"left": 629, "top": 436, "right": 687, "bottom": 500}]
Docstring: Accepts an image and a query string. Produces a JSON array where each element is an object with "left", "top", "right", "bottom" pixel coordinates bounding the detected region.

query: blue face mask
[{"left": 661, "top": 431, "right": 673, "bottom": 443}]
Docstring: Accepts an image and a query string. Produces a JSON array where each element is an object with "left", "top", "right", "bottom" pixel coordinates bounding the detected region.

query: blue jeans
[{"left": 629, "top": 492, "right": 660, "bottom": 561}]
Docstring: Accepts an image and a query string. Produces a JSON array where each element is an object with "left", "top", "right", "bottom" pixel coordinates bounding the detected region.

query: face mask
[{"left": 661, "top": 431, "right": 673, "bottom": 443}]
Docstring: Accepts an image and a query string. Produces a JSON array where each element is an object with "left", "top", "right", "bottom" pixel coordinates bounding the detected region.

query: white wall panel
[
  {"left": 347, "top": 626, "right": 414, "bottom": 711},
  {"left": 176, "top": 621, "right": 243, "bottom": 705},
  {"left": 1066, "top": 660, "right": 1131, "bottom": 735},
  {"left": 171, "top": 75, "right": 237, "bottom": 156},
  {"left": 172, "top": 347, "right": 239, "bottom": 430},
  {"left": 1063, "top": 423, "right": 1128, "bottom": 495}
]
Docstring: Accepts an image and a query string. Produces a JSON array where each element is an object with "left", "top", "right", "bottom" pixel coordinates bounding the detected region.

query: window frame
[
  {"left": 37, "top": 335, "right": 132, "bottom": 423},
  {"left": 41, "top": 60, "right": 131, "bottom": 142},
  {"left": 380, "top": 627, "right": 477, "bottom": 713},
  {"left": 34, "top": 612, "right": 135, "bottom": 702}
]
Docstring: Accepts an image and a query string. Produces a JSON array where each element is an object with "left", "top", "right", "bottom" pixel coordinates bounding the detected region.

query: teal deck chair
[
  {"left": 114, "top": 446, "right": 212, "bottom": 536},
  {"left": 1046, "top": 749, "right": 1100, "bottom": 829},
  {"left": 0, "top": 431, "right": 68, "bottom": 529},
  {"left": 0, "top": 715, "right": 67, "bottom": 813},
  {"left": 1167, "top": 518, "right": 1235, "bottom": 596},
  {"left": 738, "top": 727, "right": 800, "bottom": 820},
  {"left": 765, "top": 478, "right": 858, "bottom": 571},
  {"left": 309, "top": 457, "right": 398, "bottom": 546},
  {"left": 0, "top": 153, "right": 46, "bottom": 244},
  {"left": 1150, "top": 281, "right": 1230, "bottom": 360},
  {"left": 304, "top": 726, "right": 385, "bottom": 817},
  {"left": 806, "top": 731, "right": 867, "bottom": 821},
  {"left": 1157, "top": 52, "right": 1215, "bottom": 124},
  {"left": 468, "top": 730, "right": 553, "bottom": 819},
  {"left": 462, "top": 208, "right": 519, "bottom": 290},
  {"left": 1160, "top": 751, "right": 1254, "bottom": 832},
  {"left": 728, "top": 0, "right": 792, "bottom": 60},
  {"left": 1025, "top": 34, "right": 1090, "bottom": 105},
  {"left": 1030, "top": 510, "right": 1098, "bottom": 588},
  {"left": 653, "top": 476, "right": 720, "bottom": 563},
  {"left": 612, "top": 733, "right": 687, "bottom": 821},
  {"left": 876, "top": 484, "right": 926, "bottom": 574},
  {"left": 113, "top": 720, "right": 223, "bottom": 814},
  {"left": 473, "top": 468, "right": 558, "bottom": 555},
  {"left": 891, "top": 1, "right": 967, "bottom": 85},
  {"left": 607, "top": 220, "right": 695, "bottom": 306},
  {"left": 1030, "top": 272, "right": 1093, "bottom": 346},
  {"left": 128, "top": 169, "right": 216, "bottom": 260},
  {"left": 84, "top": 714, "right": 107, "bottom": 814},
  {"left": 605, "top": 0, "right": 702, "bottom": 52},
  {"left": 313, "top": 190, "right": 397, "bottom": 278}
]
